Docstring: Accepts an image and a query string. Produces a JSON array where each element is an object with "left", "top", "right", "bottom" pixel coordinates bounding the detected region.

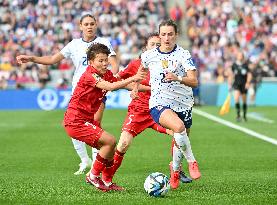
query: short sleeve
[
  {"left": 140, "top": 52, "right": 149, "bottom": 69},
  {"left": 60, "top": 40, "right": 73, "bottom": 58},
  {"left": 100, "top": 38, "right": 116, "bottom": 57},
  {"left": 181, "top": 50, "right": 196, "bottom": 72}
]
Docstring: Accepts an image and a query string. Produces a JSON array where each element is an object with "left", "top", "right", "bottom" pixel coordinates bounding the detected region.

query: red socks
[
  {"left": 91, "top": 154, "right": 106, "bottom": 176},
  {"left": 113, "top": 149, "right": 125, "bottom": 173}
]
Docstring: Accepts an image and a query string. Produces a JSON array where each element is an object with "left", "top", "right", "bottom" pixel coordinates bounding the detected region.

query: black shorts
[{"left": 233, "top": 84, "right": 247, "bottom": 94}]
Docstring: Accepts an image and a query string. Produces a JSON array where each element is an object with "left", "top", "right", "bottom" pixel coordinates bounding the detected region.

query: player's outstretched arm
[
  {"left": 16, "top": 52, "right": 64, "bottom": 65},
  {"left": 96, "top": 70, "right": 146, "bottom": 91}
]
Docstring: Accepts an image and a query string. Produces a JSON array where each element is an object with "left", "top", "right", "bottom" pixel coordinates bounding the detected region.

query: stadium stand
[
  {"left": 185, "top": 0, "right": 277, "bottom": 83},
  {"left": 0, "top": 0, "right": 276, "bottom": 90},
  {"left": 0, "top": 0, "right": 167, "bottom": 89}
]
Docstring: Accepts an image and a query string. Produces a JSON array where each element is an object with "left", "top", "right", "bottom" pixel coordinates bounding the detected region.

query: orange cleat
[
  {"left": 170, "top": 171, "right": 180, "bottom": 189},
  {"left": 188, "top": 161, "right": 201, "bottom": 180}
]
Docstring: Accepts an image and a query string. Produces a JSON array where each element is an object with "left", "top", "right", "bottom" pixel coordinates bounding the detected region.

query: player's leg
[
  {"left": 158, "top": 108, "right": 200, "bottom": 183},
  {"left": 241, "top": 91, "right": 248, "bottom": 121},
  {"left": 71, "top": 139, "right": 92, "bottom": 175},
  {"left": 113, "top": 131, "right": 134, "bottom": 173},
  {"left": 234, "top": 89, "right": 241, "bottom": 121},
  {"left": 151, "top": 122, "right": 192, "bottom": 183},
  {"left": 91, "top": 101, "right": 106, "bottom": 162},
  {"left": 151, "top": 107, "right": 186, "bottom": 189},
  {"left": 86, "top": 130, "right": 117, "bottom": 192},
  {"left": 113, "top": 113, "right": 150, "bottom": 174}
]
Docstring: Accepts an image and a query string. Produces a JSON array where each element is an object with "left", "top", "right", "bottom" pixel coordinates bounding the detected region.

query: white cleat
[{"left": 74, "top": 159, "right": 92, "bottom": 175}]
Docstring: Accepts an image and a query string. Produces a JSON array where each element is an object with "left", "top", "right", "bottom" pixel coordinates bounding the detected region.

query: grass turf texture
[{"left": 0, "top": 106, "right": 276, "bottom": 204}]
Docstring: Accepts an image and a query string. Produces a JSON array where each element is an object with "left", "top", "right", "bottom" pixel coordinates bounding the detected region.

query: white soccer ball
[{"left": 144, "top": 172, "right": 170, "bottom": 197}]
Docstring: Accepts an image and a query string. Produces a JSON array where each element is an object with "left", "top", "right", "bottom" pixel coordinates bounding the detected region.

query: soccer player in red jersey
[
  {"left": 63, "top": 43, "right": 147, "bottom": 192},
  {"left": 17, "top": 14, "right": 119, "bottom": 175},
  {"left": 112, "top": 33, "right": 192, "bottom": 184}
]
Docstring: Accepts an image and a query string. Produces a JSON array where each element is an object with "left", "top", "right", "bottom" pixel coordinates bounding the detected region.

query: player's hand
[
  {"left": 164, "top": 71, "right": 177, "bottom": 82},
  {"left": 130, "top": 88, "right": 139, "bottom": 99},
  {"left": 133, "top": 65, "right": 147, "bottom": 82},
  {"left": 245, "top": 82, "right": 250, "bottom": 90},
  {"left": 16, "top": 55, "right": 33, "bottom": 65}
]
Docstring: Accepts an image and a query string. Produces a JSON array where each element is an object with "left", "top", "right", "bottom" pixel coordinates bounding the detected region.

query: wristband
[{"left": 177, "top": 76, "right": 182, "bottom": 82}]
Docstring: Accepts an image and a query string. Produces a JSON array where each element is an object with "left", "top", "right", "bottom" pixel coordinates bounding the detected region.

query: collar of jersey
[
  {"left": 157, "top": 44, "right": 177, "bottom": 54},
  {"left": 88, "top": 65, "right": 100, "bottom": 74},
  {"left": 82, "top": 36, "right": 97, "bottom": 43}
]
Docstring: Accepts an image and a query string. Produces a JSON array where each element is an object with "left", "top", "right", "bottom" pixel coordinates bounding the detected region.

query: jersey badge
[{"left": 161, "top": 60, "right": 169, "bottom": 69}]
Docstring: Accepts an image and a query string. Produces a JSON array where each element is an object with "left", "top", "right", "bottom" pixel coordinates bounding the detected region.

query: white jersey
[
  {"left": 60, "top": 37, "right": 116, "bottom": 92},
  {"left": 141, "top": 45, "right": 196, "bottom": 112}
]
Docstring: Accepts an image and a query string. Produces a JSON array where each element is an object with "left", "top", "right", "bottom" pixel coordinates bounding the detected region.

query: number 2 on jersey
[{"left": 160, "top": 73, "right": 168, "bottom": 83}]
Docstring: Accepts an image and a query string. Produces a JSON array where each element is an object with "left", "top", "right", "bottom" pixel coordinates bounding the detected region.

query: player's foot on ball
[
  {"left": 86, "top": 175, "right": 109, "bottom": 192},
  {"left": 107, "top": 183, "right": 125, "bottom": 191},
  {"left": 188, "top": 161, "right": 201, "bottom": 180},
  {"left": 74, "top": 159, "right": 92, "bottom": 175},
  {"left": 179, "top": 170, "right": 193, "bottom": 183},
  {"left": 170, "top": 171, "right": 180, "bottom": 189}
]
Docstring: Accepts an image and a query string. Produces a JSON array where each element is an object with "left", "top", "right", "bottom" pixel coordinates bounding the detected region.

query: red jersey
[
  {"left": 64, "top": 65, "right": 117, "bottom": 124},
  {"left": 117, "top": 59, "right": 150, "bottom": 113}
]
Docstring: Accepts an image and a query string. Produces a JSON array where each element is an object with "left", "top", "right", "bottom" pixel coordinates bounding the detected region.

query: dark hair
[
  {"left": 144, "top": 32, "right": 159, "bottom": 47},
  {"left": 80, "top": 14, "right": 96, "bottom": 24},
  {"left": 159, "top": 19, "right": 178, "bottom": 34},
  {"left": 87, "top": 43, "right": 111, "bottom": 61}
]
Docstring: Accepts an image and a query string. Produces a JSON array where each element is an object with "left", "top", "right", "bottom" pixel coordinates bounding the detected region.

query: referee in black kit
[{"left": 228, "top": 51, "right": 252, "bottom": 122}]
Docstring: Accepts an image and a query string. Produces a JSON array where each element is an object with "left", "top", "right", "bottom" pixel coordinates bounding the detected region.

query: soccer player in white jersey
[
  {"left": 16, "top": 14, "right": 118, "bottom": 175},
  {"left": 141, "top": 19, "right": 201, "bottom": 189}
]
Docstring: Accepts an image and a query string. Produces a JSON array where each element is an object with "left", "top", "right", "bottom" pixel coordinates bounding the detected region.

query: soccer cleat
[
  {"left": 188, "top": 161, "right": 201, "bottom": 180},
  {"left": 74, "top": 159, "right": 92, "bottom": 175},
  {"left": 170, "top": 171, "right": 180, "bottom": 189},
  {"left": 86, "top": 175, "right": 110, "bottom": 192},
  {"left": 107, "top": 183, "right": 125, "bottom": 191},
  {"left": 179, "top": 170, "right": 193, "bottom": 183},
  {"left": 169, "top": 161, "right": 192, "bottom": 183}
]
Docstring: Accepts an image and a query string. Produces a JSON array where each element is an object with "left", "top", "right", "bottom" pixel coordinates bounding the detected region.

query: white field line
[
  {"left": 193, "top": 108, "right": 277, "bottom": 146},
  {"left": 247, "top": 112, "right": 274, "bottom": 124}
]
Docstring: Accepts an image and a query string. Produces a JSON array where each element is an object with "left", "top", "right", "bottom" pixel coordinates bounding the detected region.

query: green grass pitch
[{"left": 0, "top": 106, "right": 276, "bottom": 205}]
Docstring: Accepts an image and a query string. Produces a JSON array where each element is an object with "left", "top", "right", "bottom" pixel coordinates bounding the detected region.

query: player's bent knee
[
  {"left": 117, "top": 139, "right": 131, "bottom": 152},
  {"left": 173, "top": 123, "right": 186, "bottom": 133}
]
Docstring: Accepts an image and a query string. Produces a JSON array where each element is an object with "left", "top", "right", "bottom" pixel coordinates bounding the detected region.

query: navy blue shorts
[
  {"left": 150, "top": 106, "right": 192, "bottom": 129},
  {"left": 102, "top": 96, "right": 107, "bottom": 104}
]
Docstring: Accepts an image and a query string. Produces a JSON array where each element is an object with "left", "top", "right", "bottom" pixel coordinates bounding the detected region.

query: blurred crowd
[
  {"left": 185, "top": 0, "right": 277, "bottom": 85},
  {"left": 0, "top": 0, "right": 276, "bottom": 90},
  {"left": 0, "top": 0, "right": 166, "bottom": 89}
]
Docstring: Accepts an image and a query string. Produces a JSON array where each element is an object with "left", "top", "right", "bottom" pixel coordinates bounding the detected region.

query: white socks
[
  {"left": 92, "top": 147, "right": 99, "bottom": 163},
  {"left": 71, "top": 138, "right": 90, "bottom": 163},
  {"left": 172, "top": 144, "right": 183, "bottom": 171},
  {"left": 173, "top": 131, "right": 196, "bottom": 164}
]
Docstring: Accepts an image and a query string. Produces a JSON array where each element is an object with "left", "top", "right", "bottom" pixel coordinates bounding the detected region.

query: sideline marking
[
  {"left": 193, "top": 108, "right": 277, "bottom": 146},
  {"left": 248, "top": 112, "right": 274, "bottom": 124}
]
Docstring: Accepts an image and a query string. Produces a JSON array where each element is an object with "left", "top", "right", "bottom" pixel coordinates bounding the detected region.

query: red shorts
[
  {"left": 122, "top": 112, "right": 167, "bottom": 137},
  {"left": 64, "top": 120, "right": 104, "bottom": 148}
]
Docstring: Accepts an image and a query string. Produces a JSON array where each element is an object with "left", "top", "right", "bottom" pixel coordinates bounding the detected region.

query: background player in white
[
  {"left": 16, "top": 14, "right": 118, "bottom": 175},
  {"left": 141, "top": 19, "right": 201, "bottom": 189}
]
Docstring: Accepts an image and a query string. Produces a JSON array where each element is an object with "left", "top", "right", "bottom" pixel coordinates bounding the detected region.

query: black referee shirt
[{"left": 232, "top": 62, "right": 249, "bottom": 85}]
